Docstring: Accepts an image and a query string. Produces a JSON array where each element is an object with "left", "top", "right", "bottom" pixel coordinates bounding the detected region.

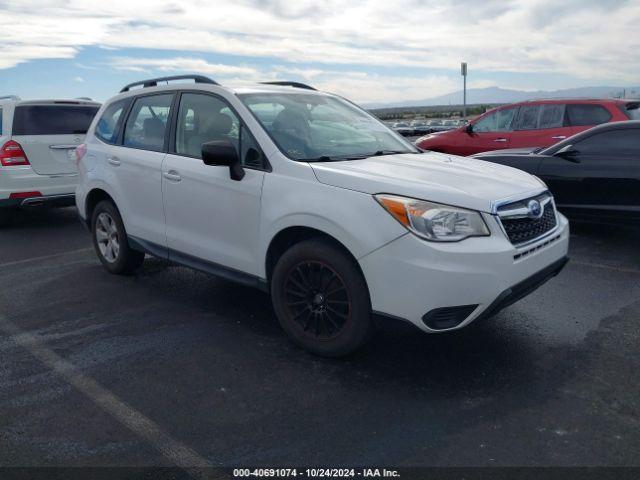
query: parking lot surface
[{"left": 1, "top": 207, "right": 639, "bottom": 469}]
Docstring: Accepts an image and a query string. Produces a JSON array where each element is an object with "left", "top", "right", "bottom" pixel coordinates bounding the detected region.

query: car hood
[{"left": 310, "top": 152, "right": 546, "bottom": 213}]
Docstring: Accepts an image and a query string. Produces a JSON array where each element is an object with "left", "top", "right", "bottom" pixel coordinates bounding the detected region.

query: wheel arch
[
  {"left": 84, "top": 188, "right": 117, "bottom": 228},
  {"left": 264, "top": 226, "right": 367, "bottom": 289}
]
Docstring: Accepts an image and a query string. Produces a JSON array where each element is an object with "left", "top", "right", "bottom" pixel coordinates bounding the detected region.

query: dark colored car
[
  {"left": 416, "top": 98, "right": 638, "bottom": 156},
  {"left": 472, "top": 121, "right": 640, "bottom": 226}
]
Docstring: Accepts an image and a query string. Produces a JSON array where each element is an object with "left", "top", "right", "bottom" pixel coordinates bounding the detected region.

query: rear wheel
[
  {"left": 271, "top": 239, "right": 373, "bottom": 357},
  {"left": 91, "top": 200, "right": 144, "bottom": 274}
]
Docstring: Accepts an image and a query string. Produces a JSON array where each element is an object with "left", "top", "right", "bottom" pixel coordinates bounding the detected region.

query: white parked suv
[
  {"left": 76, "top": 75, "right": 569, "bottom": 356},
  {"left": 0, "top": 96, "right": 100, "bottom": 225}
]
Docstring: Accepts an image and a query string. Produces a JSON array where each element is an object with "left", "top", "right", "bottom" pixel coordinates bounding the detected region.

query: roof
[
  {"left": 110, "top": 75, "right": 326, "bottom": 103},
  {"left": 522, "top": 97, "right": 636, "bottom": 103}
]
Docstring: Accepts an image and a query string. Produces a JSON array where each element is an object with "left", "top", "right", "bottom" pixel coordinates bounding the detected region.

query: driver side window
[
  {"left": 175, "top": 93, "right": 240, "bottom": 158},
  {"left": 473, "top": 108, "right": 517, "bottom": 133}
]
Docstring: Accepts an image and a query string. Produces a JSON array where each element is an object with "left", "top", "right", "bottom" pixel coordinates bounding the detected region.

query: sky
[{"left": 0, "top": 0, "right": 638, "bottom": 104}]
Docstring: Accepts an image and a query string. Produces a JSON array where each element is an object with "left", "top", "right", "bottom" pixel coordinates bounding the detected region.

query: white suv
[
  {"left": 76, "top": 75, "right": 569, "bottom": 356},
  {"left": 0, "top": 96, "right": 100, "bottom": 225}
]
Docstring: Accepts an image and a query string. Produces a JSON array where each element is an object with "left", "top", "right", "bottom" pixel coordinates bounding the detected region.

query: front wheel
[
  {"left": 91, "top": 200, "right": 145, "bottom": 275},
  {"left": 271, "top": 239, "right": 373, "bottom": 357}
]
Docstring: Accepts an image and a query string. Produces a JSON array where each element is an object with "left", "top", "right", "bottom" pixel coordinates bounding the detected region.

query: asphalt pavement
[{"left": 1, "top": 207, "right": 639, "bottom": 472}]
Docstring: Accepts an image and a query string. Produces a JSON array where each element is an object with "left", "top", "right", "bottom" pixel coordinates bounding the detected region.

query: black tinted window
[
  {"left": 95, "top": 100, "right": 127, "bottom": 144},
  {"left": 566, "top": 104, "right": 611, "bottom": 126},
  {"left": 240, "top": 125, "right": 265, "bottom": 169},
  {"left": 123, "top": 94, "right": 173, "bottom": 152},
  {"left": 575, "top": 129, "right": 640, "bottom": 155},
  {"left": 12, "top": 105, "right": 99, "bottom": 135}
]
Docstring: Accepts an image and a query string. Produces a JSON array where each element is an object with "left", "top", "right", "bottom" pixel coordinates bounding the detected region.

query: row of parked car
[
  {"left": 0, "top": 76, "right": 636, "bottom": 357},
  {"left": 390, "top": 118, "right": 468, "bottom": 136}
]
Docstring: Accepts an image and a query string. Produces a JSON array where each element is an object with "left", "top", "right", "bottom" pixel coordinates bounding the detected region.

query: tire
[
  {"left": 91, "top": 200, "right": 145, "bottom": 275},
  {"left": 271, "top": 239, "right": 373, "bottom": 357},
  {"left": 0, "top": 209, "right": 13, "bottom": 228}
]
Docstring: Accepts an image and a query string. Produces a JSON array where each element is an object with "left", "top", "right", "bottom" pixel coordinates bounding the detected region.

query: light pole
[{"left": 461, "top": 62, "right": 467, "bottom": 118}]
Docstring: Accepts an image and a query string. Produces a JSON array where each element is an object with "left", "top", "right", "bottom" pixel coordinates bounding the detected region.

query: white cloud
[
  {"left": 106, "top": 57, "right": 259, "bottom": 76},
  {"left": 74, "top": 76, "right": 84, "bottom": 82},
  {"left": 0, "top": 0, "right": 639, "bottom": 101}
]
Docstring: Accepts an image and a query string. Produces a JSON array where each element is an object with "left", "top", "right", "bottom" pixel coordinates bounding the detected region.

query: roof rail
[
  {"left": 120, "top": 75, "right": 218, "bottom": 93},
  {"left": 75, "top": 97, "right": 93, "bottom": 101},
  {"left": 0, "top": 95, "right": 20, "bottom": 101},
  {"left": 261, "top": 81, "right": 316, "bottom": 91}
]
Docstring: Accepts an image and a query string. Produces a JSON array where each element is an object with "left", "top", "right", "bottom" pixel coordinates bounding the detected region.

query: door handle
[
  {"left": 49, "top": 144, "right": 80, "bottom": 150},
  {"left": 108, "top": 157, "right": 121, "bottom": 166},
  {"left": 493, "top": 138, "right": 508, "bottom": 142},
  {"left": 551, "top": 136, "right": 567, "bottom": 140},
  {"left": 163, "top": 170, "right": 182, "bottom": 182}
]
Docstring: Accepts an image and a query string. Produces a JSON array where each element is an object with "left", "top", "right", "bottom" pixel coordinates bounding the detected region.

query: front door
[
  {"left": 459, "top": 106, "right": 518, "bottom": 155},
  {"left": 162, "top": 92, "right": 266, "bottom": 275},
  {"left": 539, "top": 127, "right": 640, "bottom": 223}
]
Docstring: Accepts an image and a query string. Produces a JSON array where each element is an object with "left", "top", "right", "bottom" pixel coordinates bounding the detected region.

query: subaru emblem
[{"left": 527, "top": 199, "right": 543, "bottom": 219}]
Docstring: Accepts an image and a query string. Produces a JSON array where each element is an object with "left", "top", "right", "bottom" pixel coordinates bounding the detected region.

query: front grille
[{"left": 498, "top": 193, "right": 558, "bottom": 246}]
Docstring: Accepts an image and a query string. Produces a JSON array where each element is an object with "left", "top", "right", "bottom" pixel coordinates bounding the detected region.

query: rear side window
[
  {"left": 12, "top": 105, "right": 99, "bottom": 135},
  {"left": 566, "top": 104, "right": 611, "bottom": 126},
  {"left": 95, "top": 99, "right": 127, "bottom": 144},
  {"left": 0, "top": 108, "right": 3, "bottom": 134},
  {"left": 123, "top": 94, "right": 173, "bottom": 152}
]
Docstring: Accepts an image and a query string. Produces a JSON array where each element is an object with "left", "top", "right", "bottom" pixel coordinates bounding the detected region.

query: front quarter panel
[{"left": 258, "top": 165, "right": 407, "bottom": 279}]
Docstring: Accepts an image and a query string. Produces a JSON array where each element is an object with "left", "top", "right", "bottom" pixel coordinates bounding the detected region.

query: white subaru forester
[{"left": 76, "top": 75, "right": 569, "bottom": 356}]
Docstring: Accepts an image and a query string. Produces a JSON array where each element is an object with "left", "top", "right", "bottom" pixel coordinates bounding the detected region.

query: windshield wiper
[
  {"left": 302, "top": 150, "right": 417, "bottom": 162},
  {"left": 373, "top": 150, "right": 411, "bottom": 156},
  {"left": 301, "top": 156, "right": 337, "bottom": 162}
]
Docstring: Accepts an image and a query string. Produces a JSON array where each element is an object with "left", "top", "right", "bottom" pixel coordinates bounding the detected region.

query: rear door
[
  {"left": 509, "top": 103, "right": 571, "bottom": 149},
  {"left": 109, "top": 93, "right": 174, "bottom": 247},
  {"left": 11, "top": 103, "right": 99, "bottom": 175}
]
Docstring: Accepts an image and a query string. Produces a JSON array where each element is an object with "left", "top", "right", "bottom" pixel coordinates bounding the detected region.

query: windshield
[{"left": 238, "top": 92, "right": 418, "bottom": 161}]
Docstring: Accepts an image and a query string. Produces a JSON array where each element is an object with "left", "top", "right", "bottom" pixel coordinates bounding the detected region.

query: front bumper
[{"left": 359, "top": 212, "right": 570, "bottom": 332}]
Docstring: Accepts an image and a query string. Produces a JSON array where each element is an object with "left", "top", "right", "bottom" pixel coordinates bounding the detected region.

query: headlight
[{"left": 375, "top": 194, "right": 490, "bottom": 242}]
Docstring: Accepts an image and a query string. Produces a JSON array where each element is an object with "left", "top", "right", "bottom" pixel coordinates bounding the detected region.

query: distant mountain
[{"left": 366, "top": 86, "right": 640, "bottom": 109}]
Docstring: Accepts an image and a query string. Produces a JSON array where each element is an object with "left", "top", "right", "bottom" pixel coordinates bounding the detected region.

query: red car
[{"left": 415, "top": 98, "right": 639, "bottom": 156}]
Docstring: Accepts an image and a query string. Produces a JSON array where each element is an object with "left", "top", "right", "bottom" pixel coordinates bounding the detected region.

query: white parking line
[
  {"left": 571, "top": 260, "right": 640, "bottom": 275},
  {"left": 0, "top": 315, "right": 218, "bottom": 480},
  {"left": 0, "top": 247, "right": 93, "bottom": 269}
]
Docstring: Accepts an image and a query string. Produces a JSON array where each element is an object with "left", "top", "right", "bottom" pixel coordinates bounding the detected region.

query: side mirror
[
  {"left": 202, "top": 140, "right": 245, "bottom": 181},
  {"left": 465, "top": 124, "right": 474, "bottom": 135},
  {"left": 553, "top": 144, "right": 581, "bottom": 163}
]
